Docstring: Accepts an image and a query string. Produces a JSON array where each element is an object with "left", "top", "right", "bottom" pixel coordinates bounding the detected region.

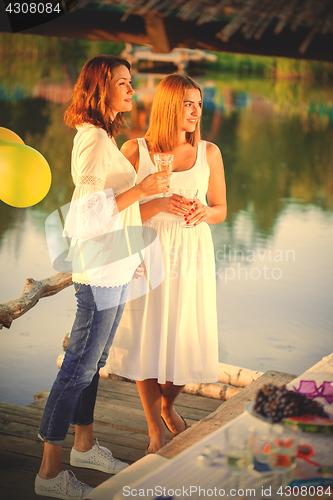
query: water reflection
[
  {"left": 2, "top": 71, "right": 332, "bottom": 246},
  {"left": 0, "top": 35, "right": 333, "bottom": 403}
]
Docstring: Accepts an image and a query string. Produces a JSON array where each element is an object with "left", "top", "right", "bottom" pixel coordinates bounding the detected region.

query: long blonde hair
[{"left": 145, "top": 74, "right": 202, "bottom": 152}]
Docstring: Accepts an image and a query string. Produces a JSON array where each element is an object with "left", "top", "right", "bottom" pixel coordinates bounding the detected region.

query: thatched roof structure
[{"left": 0, "top": 0, "right": 332, "bottom": 61}]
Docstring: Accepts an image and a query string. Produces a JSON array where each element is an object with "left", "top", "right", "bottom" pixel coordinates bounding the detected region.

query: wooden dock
[{"left": 0, "top": 378, "right": 222, "bottom": 500}]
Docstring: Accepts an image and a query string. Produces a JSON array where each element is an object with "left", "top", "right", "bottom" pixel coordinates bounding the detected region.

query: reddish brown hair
[
  {"left": 145, "top": 74, "right": 202, "bottom": 152},
  {"left": 64, "top": 55, "right": 131, "bottom": 137}
]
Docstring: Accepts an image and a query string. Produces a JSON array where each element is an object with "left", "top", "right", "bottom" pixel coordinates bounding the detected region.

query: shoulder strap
[
  {"left": 137, "top": 138, "right": 151, "bottom": 164},
  {"left": 200, "top": 140, "right": 209, "bottom": 169}
]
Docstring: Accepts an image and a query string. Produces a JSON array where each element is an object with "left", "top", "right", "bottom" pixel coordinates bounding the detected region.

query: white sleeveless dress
[{"left": 105, "top": 139, "right": 219, "bottom": 384}]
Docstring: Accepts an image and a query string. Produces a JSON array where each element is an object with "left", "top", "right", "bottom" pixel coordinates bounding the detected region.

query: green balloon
[{"left": 0, "top": 138, "right": 52, "bottom": 208}]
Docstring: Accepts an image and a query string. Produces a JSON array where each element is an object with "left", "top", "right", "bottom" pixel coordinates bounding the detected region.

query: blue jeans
[{"left": 38, "top": 281, "right": 130, "bottom": 444}]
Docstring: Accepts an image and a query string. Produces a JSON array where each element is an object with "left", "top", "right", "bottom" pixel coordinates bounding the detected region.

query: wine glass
[
  {"left": 154, "top": 153, "right": 173, "bottom": 197},
  {"left": 224, "top": 427, "right": 254, "bottom": 490},
  {"left": 254, "top": 433, "right": 271, "bottom": 465},
  {"left": 179, "top": 188, "right": 198, "bottom": 227},
  {"left": 267, "top": 425, "right": 297, "bottom": 487}
]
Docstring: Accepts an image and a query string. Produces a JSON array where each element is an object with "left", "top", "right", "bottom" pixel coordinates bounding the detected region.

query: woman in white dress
[{"left": 106, "top": 74, "right": 227, "bottom": 453}]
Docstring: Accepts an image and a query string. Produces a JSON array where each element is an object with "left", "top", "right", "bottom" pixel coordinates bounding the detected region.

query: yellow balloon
[
  {"left": 0, "top": 127, "right": 25, "bottom": 144},
  {"left": 0, "top": 139, "right": 52, "bottom": 208}
]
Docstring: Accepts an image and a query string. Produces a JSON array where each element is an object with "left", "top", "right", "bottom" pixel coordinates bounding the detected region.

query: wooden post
[{"left": 144, "top": 12, "right": 173, "bottom": 53}]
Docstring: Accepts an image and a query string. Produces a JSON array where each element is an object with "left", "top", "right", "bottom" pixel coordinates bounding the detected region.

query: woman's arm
[
  {"left": 119, "top": 140, "right": 186, "bottom": 222},
  {"left": 186, "top": 142, "right": 227, "bottom": 226},
  {"left": 115, "top": 140, "right": 169, "bottom": 213},
  {"left": 139, "top": 196, "right": 189, "bottom": 223}
]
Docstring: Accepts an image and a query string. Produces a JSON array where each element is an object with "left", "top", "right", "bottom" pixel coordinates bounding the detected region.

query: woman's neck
[{"left": 178, "top": 131, "right": 187, "bottom": 145}]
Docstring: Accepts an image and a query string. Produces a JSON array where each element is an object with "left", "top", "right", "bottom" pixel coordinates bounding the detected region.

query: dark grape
[{"left": 252, "top": 384, "right": 328, "bottom": 422}]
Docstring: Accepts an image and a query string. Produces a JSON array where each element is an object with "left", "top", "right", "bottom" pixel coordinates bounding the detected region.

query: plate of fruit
[{"left": 247, "top": 384, "right": 333, "bottom": 433}]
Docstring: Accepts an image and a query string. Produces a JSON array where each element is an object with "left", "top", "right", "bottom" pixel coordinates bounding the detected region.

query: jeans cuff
[
  {"left": 70, "top": 418, "right": 94, "bottom": 427},
  {"left": 38, "top": 430, "right": 65, "bottom": 445}
]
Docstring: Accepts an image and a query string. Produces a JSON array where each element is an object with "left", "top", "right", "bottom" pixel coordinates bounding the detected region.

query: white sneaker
[
  {"left": 70, "top": 439, "right": 129, "bottom": 474},
  {"left": 35, "top": 470, "right": 94, "bottom": 498}
]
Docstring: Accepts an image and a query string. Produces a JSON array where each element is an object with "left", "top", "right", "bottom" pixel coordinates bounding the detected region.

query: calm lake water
[{"left": 1, "top": 41, "right": 333, "bottom": 406}]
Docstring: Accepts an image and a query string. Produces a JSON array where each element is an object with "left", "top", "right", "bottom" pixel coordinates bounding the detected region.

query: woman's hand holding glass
[
  {"left": 138, "top": 171, "right": 170, "bottom": 197},
  {"left": 153, "top": 191, "right": 210, "bottom": 227},
  {"left": 179, "top": 188, "right": 198, "bottom": 228},
  {"left": 156, "top": 193, "right": 191, "bottom": 216},
  {"left": 184, "top": 198, "right": 210, "bottom": 226},
  {"left": 154, "top": 154, "right": 174, "bottom": 196}
]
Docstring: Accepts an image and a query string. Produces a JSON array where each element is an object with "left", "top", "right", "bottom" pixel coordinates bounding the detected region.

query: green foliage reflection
[{"left": 0, "top": 34, "right": 332, "bottom": 248}]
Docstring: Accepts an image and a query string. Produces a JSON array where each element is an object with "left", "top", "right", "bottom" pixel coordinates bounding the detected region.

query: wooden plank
[
  {"left": 0, "top": 448, "right": 109, "bottom": 492},
  {"left": 79, "top": 392, "right": 145, "bottom": 411},
  {"left": 27, "top": 398, "right": 197, "bottom": 434},
  {"left": 0, "top": 421, "right": 75, "bottom": 448},
  {"left": 27, "top": 398, "right": 148, "bottom": 432},
  {"left": 33, "top": 386, "right": 215, "bottom": 421},
  {"left": 0, "top": 377, "right": 229, "bottom": 500},
  {"left": 0, "top": 418, "right": 151, "bottom": 452},
  {"left": 0, "top": 402, "right": 43, "bottom": 417},
  {"left": 96, "top": 394, "right": 212, "bottom": 421},
  {"left": 33, "top": 390, "right": 49, "bottom": 401},
  {"left": 98, "top": 379, "right": 223, "bottom": 412},
  {"left": 31, "top": 392, "right": 211, "bottom": 423},
  {"left": 0, "top": 401, "right": 165, "bottom": 450},
  {"left": 0, "top": 467, "right": 54, "bottom": 500},
  {"left": 98, "top": 385, "right": 218, "bottom": 411},
  {"left": 98, "top": 378, "right": 140, "bottom": 397},
  {"left": 35, "top": 383, "right": 142, "bottom": 405},
  {"left": 163, "top": 392, "right": 222, "bottom": 412},
  {"left": 0, "top": 405, "right": 46, "bottom": 428},
  {"left": 157, "top": 370, "right": 296, "bottom": 458},
  {"left": 0, "top": 432, "right": 143, "bottom": 464}
]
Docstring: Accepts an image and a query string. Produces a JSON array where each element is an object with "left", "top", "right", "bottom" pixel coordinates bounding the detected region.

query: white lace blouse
[{"left": 64, "top": 124, "right": 142, "bottom": 288}]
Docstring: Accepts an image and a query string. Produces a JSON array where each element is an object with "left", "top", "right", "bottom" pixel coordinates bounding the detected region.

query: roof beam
[
  {"left": 0, "top": 5, "right": 332, "bottom": 62},
  {"left": 143, "top": 13, "right": 171, "bottom": 53}
]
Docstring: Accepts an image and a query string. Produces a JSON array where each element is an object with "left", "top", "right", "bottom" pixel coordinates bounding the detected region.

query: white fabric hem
[
  {"left": 73, "top": 277, "right": 132, "bottom": 288},
  {"left": 105, "top": 370, "right": 218, "bottom": 385}
]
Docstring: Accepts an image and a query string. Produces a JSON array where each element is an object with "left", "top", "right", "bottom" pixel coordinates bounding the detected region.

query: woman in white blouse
[{"left": 35, "top": 55, "right": 169, "bottom": 499}]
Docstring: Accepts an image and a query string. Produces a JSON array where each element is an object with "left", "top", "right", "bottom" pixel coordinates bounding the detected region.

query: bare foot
[
  {"left": 146, "top": 435, "right": 165, "bottom": 454},
  {"left": 161, "top": 408, "right": 187, "bottom": 435}
]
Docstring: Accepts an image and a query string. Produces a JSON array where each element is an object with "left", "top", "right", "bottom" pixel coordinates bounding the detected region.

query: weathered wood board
[
  {"left": 0, "top": 377, "right": 222, "bottom": 499},
  {"left": 157, "top": 369, "right": 296, "bottom": 458}
]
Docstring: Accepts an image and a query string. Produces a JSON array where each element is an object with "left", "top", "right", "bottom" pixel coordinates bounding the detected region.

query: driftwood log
[
  {"left": 218, "top": 363, "right": 263, "bottom": 387},
  {"left": 0, "top": 272, "right": 72, "bottom": 329}
]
